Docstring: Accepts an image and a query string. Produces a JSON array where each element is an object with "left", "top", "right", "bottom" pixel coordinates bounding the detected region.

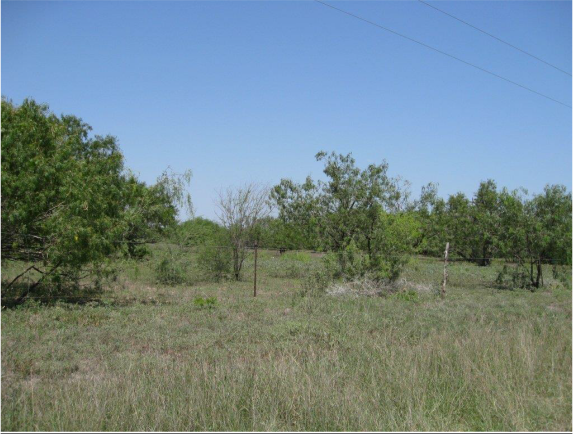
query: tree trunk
[
  {"left": 233, "top": 248, "right": 240, "bottom": 281},
  {"left": 535, "top": 259, "right": 542, "bottom": 289},
  {"left": 529, "top": 258, "right": 543, "bottom": 289},
  {"left": 478, "top": 243, "right": 491, "bottom": 266}
]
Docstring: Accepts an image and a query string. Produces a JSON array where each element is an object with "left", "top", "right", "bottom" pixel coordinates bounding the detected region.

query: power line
[
  {"left": 313, "top": 0, "right": 571, "bottom": 109},
  {"left": 417, "top": 0, "right": 572, "bottom": 77}
]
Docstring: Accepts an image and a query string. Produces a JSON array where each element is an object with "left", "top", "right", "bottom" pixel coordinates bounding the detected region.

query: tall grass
[{"left": 2, "top": 256, "right": 571, "bottom": 431}]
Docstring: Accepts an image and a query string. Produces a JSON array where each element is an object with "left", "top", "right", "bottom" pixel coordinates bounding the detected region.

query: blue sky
[{"left": 2, "top": 0, "right": 571, "bottom": 220}]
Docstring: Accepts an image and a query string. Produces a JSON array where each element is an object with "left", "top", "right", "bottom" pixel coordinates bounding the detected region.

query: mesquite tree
[
  {"left": 497, "top": 185, "right": 571, "bottom": 289},
  {"left": 272, "top": 151, "right": 413, "bottom": 280},
  {"left": 215, "top": 183, "right": 271, "bottom": 280},
  {"left": 1, "top": 98, "right": 191, "bottom": 300}
]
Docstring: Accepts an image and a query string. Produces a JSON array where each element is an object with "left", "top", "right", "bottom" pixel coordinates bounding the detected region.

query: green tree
[
  {"left": 272, "top": 151, "right": 411, "bottom": 279},
  {"left": 173, "top": 217, "right": 227, "bottom": 247},
  {"left": 1, "top": 98, "right": 191, "bottom": 299},
  {"left": 498, "top": 185, "right": 571, "bottom": 289},
  {"left": 412, "top": 182, "right": 447, "bottom": 256},
  {"left": 445, "top": 192, "right": 474, "bottom": 261},
  {"left": 414, "top": 181, "right": 502, "bottom": 265},
  {"left": 497, "top": 185, "right": 571, "bottom": 289},
  {"left": 256, "top": 217, "right": 317, "bottom": 251},
  {"left": 470, "top": 180, "right": 501, "bottom": 265},
  {"left": 122, "top": 168, "right": 192, "bottom": 258},
  {"left": 369, "top": 211, "right": 421, "bottom": 280}
]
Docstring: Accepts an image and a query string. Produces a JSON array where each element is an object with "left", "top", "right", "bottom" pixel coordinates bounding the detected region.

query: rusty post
[
  {"left": 441, "top": 242, "right": 449, "bottom": 299},
  {"left": 254, "top": 241, "right": 258, "bottom": 297}
]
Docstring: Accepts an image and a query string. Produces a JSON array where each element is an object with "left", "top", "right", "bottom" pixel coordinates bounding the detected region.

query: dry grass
[{"left": 1, "top": 256, "right": 571, "bottom": 431}]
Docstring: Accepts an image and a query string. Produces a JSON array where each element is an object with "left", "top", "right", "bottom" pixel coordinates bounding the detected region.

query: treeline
[
  {"left": 2, "top": 98, "right": 571, "bottom": 298},
  {"left": 176, "top": 152, "right": 571, "bottom": 288},
  {"left": 267, "top": 152, "right": 571, "bottom": 289}
]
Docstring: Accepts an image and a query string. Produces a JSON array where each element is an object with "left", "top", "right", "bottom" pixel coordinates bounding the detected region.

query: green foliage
[
  {"left": 369, "top": 212, "right": 420, "bottom": 281},
  {"left": 2, "top": 98, "right": 126, "bottom": 276},
  {"left": 173, "top": 217, "right": 227, "bottom": 247},
  {"left": 300, "top": 265, "right": 333, "bottom": 297},
  {"left": 196, "top": 243, "right": 233, "bottom": 282},
  {"left": 272, "top": 151, "right": 410, "bottom": 280},
  {"left": 496, "top": 185, "right": 572, "bottom": 288},
  {"left": 256, "top": 217, "right": 317, "bottom": 250},
  {"left": 413, "top": 181, "right": 571, "bottom": 289},
  {"left": 122, "top": 168, "right": 192, "bottom": 258},
  {"left": 169, "top": 217, "right": 232, "bottom": 282},
  {"left": 411, "top": 182, "right": 443, "bottom": 255},
  {"left": 155, "top": 257, "right": 185, "bottom": 286},
  {"left": 193, "top": 296, "right": 217, "bottom": 309},
  {"left": 1, "top": 98, "right": 191, "bottom": 297},
  {"left": 414, "top": 180, "right": 502, "bottom": 264},
  {"left": 394, "top": 289, "right": 419, "bottom": 303}
]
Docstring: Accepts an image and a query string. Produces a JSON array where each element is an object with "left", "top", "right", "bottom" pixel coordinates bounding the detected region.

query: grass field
[{"left": 2, "top": 250, "right": 571, "bottom": 431}]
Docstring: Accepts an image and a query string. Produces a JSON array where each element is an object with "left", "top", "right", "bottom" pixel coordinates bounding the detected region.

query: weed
[{"left": 193, "top": 296, "right": 218, "bottom": 309}]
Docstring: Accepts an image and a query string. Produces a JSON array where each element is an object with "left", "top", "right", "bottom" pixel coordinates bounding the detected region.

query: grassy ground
[{"left": 2, "top": 251, "right": 571, "bottom": 431}]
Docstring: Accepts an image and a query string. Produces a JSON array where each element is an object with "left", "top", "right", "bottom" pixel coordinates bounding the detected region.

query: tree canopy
[{"left": 1, "top": 98, "right": 191, "bottom": 297}]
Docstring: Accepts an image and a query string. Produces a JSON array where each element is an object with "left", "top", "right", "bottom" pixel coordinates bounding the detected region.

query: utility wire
[
  {"left": 313, "top": 0, "right": 571, "bottom": 109},
  {"left": 417, "top": 0, "right": 572, "bottom": 77}
]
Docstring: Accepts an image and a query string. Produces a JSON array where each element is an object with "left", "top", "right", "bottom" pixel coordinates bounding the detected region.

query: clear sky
[{"left": 2, "top": 0, "right": 571, "bottom": 220}]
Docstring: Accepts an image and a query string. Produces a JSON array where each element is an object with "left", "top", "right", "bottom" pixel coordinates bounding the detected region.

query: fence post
[
  {"left": 253, "top": 241, "right": 258, "bottom": 297},
  {"left": 441, "top": 242, "right": 449, "bottom": 299}
]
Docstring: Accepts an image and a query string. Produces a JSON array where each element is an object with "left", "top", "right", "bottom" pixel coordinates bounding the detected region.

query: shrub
[
  {"left": 394, "top": 289, "right": 419, "bottom": 302},
  {"left": 155, "top": 258, "right": 185, "bottom": 285},
  {"left": 496, "top": 263, "right": 535, "bottom": 290},
  {"left": 173, "top": 218, "right": 227, "bottom": 246},
  {"left": 193, "top": 296, "right": 217, "bottom": 309},
  {"left": 196, "top": 244, "right": 232, "bottom": 282},
  {"left": 300, "top": 264, "right": 334, "bottom": 297}
]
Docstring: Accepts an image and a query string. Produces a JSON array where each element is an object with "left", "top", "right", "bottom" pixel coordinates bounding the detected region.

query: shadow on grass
[{"left": 1, "top": 281, "right": 172, "bottom": 309}]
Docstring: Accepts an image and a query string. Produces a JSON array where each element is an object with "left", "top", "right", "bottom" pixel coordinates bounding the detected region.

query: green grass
[{"left": 2, "top": 253, "right": 571, "bottom": 431}]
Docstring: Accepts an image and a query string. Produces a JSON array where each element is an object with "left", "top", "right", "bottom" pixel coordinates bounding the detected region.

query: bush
[
  {"left": 193, "top": 296, "right": 217, "bottom": 309},
  {"left": 300, "top": 264, "right": 334, "bottom": 297},
  {"left": 155, "top": 258, "right": 185, "bottom": 285},
  {"left": 196, "top": 244, "right": 232, "bottom": 282},
  {"left": 173, "top": 218, "right": 227, "bottom": 246},
  {"left": 394, "top": 289, "right": 419, "bottom": 302}
]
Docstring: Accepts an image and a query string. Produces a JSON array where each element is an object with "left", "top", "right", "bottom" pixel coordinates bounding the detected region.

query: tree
[
  {"left": 497, "top": 185, "right": 571, "bottom": 289},
  {"left": 215, "top": 183, "right": 271, "bottom": 280},
  {"left": 272, "top": 151, "right": 411, "bottom": 280},
  {"left": 445, "top": 192, "right": 474, "bottom": 261},
  {"left": 122, "top": 168, "right": 192, "bottom": 258},
  {"left": 255, "top": 217, "right": 316, "bottom": 251},
  {"left": 470, "top": 180, "right": 501, "bottom": 265},
  {"left": 1, "top": 98, "right": 191, "bottom": 299},
  {"left": 171, "top": 217, "right": 226, "bottom": 247},
  {"left": 414, "top": 181, "right": 502, "bottom": 265},
  {"left": 172, "top": 217, "right": 232, "bottom": 282},
  {"left": 369, "top": 211, "right": 421, "bottom": 280},
  {"left": 412, "top": 182, "right": 446, "bottom": 256}
]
